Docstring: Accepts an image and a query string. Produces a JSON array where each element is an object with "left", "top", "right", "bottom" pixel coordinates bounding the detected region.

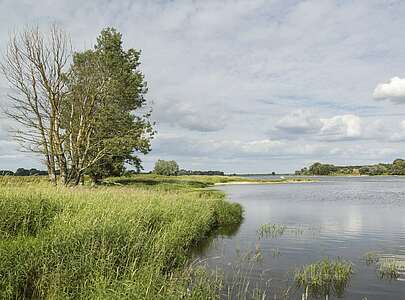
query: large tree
[
  {"left": 65, "top": 28, "right": 154, "bottom": 184},
  {"left": 0, "top": 25, "right": 71, "bottom": 184},
  {"left": 1, "top": 26, "right": 153, "bottom": 185}
]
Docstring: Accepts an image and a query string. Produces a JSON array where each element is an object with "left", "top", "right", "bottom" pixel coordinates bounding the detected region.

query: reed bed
[{"left": 0, "top": 175, "right": 242, "bottom": 299}]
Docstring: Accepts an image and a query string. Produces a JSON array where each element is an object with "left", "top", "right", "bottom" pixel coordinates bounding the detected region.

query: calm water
[{"left": 195, "top": 176, "right": 405, "bottom": 299}]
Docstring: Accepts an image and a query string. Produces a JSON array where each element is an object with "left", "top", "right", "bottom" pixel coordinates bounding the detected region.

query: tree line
[
  {"left": 1, "top": 26, "right": 154, "bottom": 185},
  {"left": 153, "top": 159, "right": 224, "bottom": 176},
  {"left": 0, "top": 168, "right": 47, "bottom": 176},
  {"left": 295, "top": 159, "right": 405, "bottom": 176}
]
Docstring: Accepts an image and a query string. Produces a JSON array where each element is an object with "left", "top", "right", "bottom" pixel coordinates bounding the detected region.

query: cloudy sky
[{"left": 1, "top": 0, "right": 405, "bottom": 173}]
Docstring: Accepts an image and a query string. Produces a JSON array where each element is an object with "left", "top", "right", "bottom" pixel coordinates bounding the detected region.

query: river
[{"left": 195, "top": 176, "right": 405, "bottom": 299}]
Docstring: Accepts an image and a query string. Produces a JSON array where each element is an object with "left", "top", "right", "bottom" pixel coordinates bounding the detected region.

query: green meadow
[{"left": 0, "top": 175, "right": 248, "bottom": 299}]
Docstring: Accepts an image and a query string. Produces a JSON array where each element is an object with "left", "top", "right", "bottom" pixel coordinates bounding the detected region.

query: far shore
[{"left": 214, "top": 178, "right": 315, "bottom": 186}]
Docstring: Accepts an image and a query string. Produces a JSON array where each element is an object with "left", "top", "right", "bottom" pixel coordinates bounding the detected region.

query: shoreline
[{"left": 214, "top": 179, "right": 315, "bottom": 186}]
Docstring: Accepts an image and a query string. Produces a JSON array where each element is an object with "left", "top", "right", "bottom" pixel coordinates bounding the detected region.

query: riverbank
[
  {"left": 214, "top": 177, "right": 314, "bottom": 185},
  {"left": 0, "top": 175, "right": 243, "bottom": 299}
]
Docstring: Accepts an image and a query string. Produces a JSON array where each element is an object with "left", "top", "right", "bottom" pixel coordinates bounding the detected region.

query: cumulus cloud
[
  {"left": 1, "top": 1, "right": 405, "bottom": 172},
  {"left": 373, "top": 77, "right": 405, "bottom": 103},
  {"left": 275, "top": 109, "right": 322, "bottom": 134},
  {"left": 154, "top": 99, "right": 228, "bottom": 132},
  {"left": 151, "top": 134, "right": 328, "bottom": 159},
  {"left": 272, "top": 112, "right": 375, "bottom": 142},
  {"left": 320, "top": 115, "right": 362, "bottom": 141},
  {"left": 389, "top": 120, "right": 405, "bottom": 142},
  {"left": 241, "top": 139, "right": 284, "bottom": 154}
]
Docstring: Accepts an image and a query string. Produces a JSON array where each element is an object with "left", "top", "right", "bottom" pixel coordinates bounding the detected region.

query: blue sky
[{"left": 1, "top": 0, "right": 405, "bottom": 173}]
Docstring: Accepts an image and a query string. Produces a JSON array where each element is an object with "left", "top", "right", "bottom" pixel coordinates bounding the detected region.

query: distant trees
[
  {"left": 153, "top": 160, "right": 179, "bottom": 176},
  {"left": 0, "top": 170, "right": 14, "bottom": 176},
  {"left": 15, "top": 168, "right": 47, "bottom": 176},
  {"left": 308, "top": 162, "right": 338, "bottom": 176},
  {"left": 1, "top": 26, "right": 153, "bottom": 185},
  {"left": 295, "top": 159, "right": 405, "bottom": 176},
  {"left": 359, "top": 164, "right": 387, "bottom": 176},
  {"left": 152, "top": 160, "right": 226, "bottom": 176},
  {"left": 177, "top": 170, "right": 225, "bottom": 176},
  {"left": 391, "top": 159, "right": 405, "bottom": 175},
  {"left": 0, "top": 168, "right": 47, "bottom": 176}
]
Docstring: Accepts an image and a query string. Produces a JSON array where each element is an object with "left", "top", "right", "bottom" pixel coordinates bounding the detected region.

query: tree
[
  {"left": 0, "top": 170, "right": 14, "bottom": 176},
  {"left": 153, "top": 160, "right": 179, "bottom": 176},
  {"left": 391, "top": 159, "right": 405, "bottom": 175},
  {"left": 1, "top": 25, "right": 71, "bottom": 184},
  {"left": 64, "top": 28, "right": 153, "bottom": 184},
  {"left": 15, "top": 168, "right": 30, "bottom": 176},
  {"left": 308, "top": 162, "right": 337, "bottom": 175},
  {"left": 1, "top": 26, "right": 154, "bottom": 185}
]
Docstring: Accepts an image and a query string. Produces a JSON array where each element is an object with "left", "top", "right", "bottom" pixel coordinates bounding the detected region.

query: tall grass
[
  {"left": 294, "top": 258, "right": 353, "bottom": 300},
  {"left": 0, "top": 176, "right": 242, "bottom": 299}
]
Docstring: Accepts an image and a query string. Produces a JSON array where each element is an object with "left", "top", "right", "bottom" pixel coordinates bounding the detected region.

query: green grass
[
  {"left": 0, "top": 175, "right": 243, "bottom": 299},
  {"left": 294, "top": 258, "right": 353, "bottom": 299},
  {"left": 257, "top": 223, "right": 287, "bottom": 239},
  {"left": 105, "top": 174, "right": 314, "bottom": 187}
]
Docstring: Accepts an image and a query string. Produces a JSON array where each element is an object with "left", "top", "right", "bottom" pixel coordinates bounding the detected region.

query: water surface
[{"left": 196, "top": 176, "right": 405, "bottom": 299}]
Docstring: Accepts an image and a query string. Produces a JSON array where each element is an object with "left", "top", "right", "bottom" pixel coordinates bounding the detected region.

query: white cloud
[
  {"left": 154, "top": 99, "right": 228, "bottom": 132},
  {"left": 1, "top": 1, "right": 405, "bottom": 172},
  {"left": 373, "top": 77, "right": 405, "bottom": 103},
  {"left": 275, "top": 109, "right": 322, "bottom": 134},
  {"left": 320, "top": 115, "right": 362, "bottom": 141},
  {"left": 241, "top": 139, "right": 284, "bottom": 154},
  {"left": 272, "top": 112, "right": 384, "bottom": 142},
  {"left": 389, "top": 120, "right": 405, "bottom": 142}
]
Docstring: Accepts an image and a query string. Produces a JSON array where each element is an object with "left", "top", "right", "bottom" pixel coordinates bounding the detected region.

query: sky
[{"left": 1, "top": 0, "right": 405, "bottom": 174}]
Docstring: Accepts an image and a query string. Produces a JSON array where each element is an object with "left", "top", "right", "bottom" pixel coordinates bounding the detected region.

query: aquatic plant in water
[
  {"left": 294, "top": 258, "right": 353, "bottom": 300},
  {"left": 257, "top": 223, "right": 287, "bottom": 238},
  {"left": 257, "top": 223, "right": 320, "bottom": 240},
  {"left": 362, "top": 252, "right": 403, "bottom": 281}
]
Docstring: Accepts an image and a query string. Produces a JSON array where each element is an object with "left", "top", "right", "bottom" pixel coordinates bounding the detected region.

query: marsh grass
[
  {"left": 257, "top": 223, "right": 319, "bottom": 240},
  {"left": 362, "top": 252, "right": 404, "bottom": 281},
  {"left": 222, "top": 247, "right": 274, "bottom": 299},
  {"left": 0, "top": 175, "right": 243, "bottom": 299},
  {"left": 362, "top": 251, "right": 380, "bottom": 266},
  {"left": 294, "top": 258, "right": 353, "bottom": 300},
  {"left": 377, "top": 259, "right": 400, "bottom": 280},
  {"left": 258, "top": 224, "right": 287, "bottom": 239}
]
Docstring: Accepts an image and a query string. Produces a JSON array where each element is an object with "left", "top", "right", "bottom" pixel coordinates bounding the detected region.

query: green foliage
[
  {"left": 362, "top": 252, "right": 403, "bottom": 281},
  {"left": 153, "top": 160, "right": 180, "bottom": 176},
  {"left": 177, "top": 169, "right": 225, "bottom": 176},
  {"left": 296, "top": 159, "right": 405, "bottom": 176},
  {"left": 309, "top": 162, "right": 338, "bottom": 176},
  {"left": 295, "top": 258, "right": 353, "bottom": 299},
  {"left": 66, "top": 28, "right": 154, "bottom": 183},
  {"left": 377, "top": 258, "right": 400, "bottom": 280},
  {"left": 390, "top": 158, "right": 405, "bottom": 175},
  {"left": 258, "top": 223, "right": 287, "bottom": 239},
  {"left": 0, "top": 176, "right": 242, "bottom": 299}
]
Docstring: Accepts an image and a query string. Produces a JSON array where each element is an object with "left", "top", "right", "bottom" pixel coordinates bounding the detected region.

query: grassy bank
[
  {"left": 0, "top": 175, "right": 243, "bottom": 299},
  {"left": 103, "top": 174, "right": 313, "bottom": 187}
]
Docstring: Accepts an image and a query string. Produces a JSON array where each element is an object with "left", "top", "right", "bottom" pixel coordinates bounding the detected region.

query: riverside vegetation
[
  {"left": 0, "top": 174, "right": 315, "bottom": 299},
  {"left": 295, "top": 159, "right": 405, "bottom": 176},
  {"left": 0, "top": 175, "right": 246, "bottom": 299}
]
